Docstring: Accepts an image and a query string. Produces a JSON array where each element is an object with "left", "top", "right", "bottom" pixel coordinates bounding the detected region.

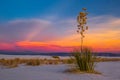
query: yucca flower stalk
[{"left": 77, "top": 8, "right": 88, "bottom": 52}]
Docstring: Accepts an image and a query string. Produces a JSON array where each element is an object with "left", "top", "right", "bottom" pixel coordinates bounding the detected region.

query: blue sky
[
  {"left": 0, "top": 0, "right": 120, "bottom": 53},
  {"left": 1, "top": 0, "right": 120, "bottom": 21}
]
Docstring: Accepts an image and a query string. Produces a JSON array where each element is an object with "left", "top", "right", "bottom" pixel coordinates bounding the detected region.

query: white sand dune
[
  {"left": 0, "top": 62, "right": 120, "bottom": 80},
  {"left": 0, "top": 54, "right": 70, "bottom": 59},
  {"left": 0, "top": 54, "right": 120, "bottom": 59}
]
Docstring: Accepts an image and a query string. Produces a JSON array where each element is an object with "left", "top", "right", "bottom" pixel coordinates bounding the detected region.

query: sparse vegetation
[{"left": 0, "top": 57, "right": 120, "bottom": 68}]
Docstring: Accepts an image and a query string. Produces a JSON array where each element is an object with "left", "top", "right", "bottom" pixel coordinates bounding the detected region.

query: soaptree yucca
[{"left": 71, "top": 8, "right": 97, "bottom": 73}]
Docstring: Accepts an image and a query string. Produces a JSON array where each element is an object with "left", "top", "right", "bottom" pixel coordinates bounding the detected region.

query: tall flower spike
[{"left": 77, "top": 8, "right": 88, "bottom": 52}]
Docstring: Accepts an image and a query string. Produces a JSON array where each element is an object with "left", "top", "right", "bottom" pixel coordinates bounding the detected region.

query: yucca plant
[
  {"left": 71, "top": 8, "right": 97, "bottom": 73},
  {"left": 72, "top": 47, "right": 96, "bottom": 73}
]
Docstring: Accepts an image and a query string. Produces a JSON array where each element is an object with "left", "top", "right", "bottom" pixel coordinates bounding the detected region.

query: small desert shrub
[
  {"left": 66, "top": 59, "right": 74, "bottom": 64},
  {"left": 26, "top": 59, "right": 41, "bottom": 66},
  {"left": 52, "top": 56, "right": 60, "bottom": 59},
  {"left": 0, "top": 58, "right": 19, "bottom": 68},
  {"left": 72, "top": 47, "right": 96, "bottom": 73}
]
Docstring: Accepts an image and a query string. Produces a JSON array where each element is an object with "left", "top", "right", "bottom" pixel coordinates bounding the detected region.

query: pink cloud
[
  {"left": 15, "top": 41, "right": 74, "bottom": 53},
  {"left": 0, "top": 43, "right": 15, "bottom": 51}
]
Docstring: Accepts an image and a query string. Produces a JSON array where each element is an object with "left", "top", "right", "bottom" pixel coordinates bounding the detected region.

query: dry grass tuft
[{"left": 26, "top": 59, "right": 41, "bottom": 66}]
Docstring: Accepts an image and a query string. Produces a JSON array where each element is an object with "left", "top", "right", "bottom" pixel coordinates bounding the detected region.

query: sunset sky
[{"left": 0, "top": 0, "right": 120, "bottom": 53}]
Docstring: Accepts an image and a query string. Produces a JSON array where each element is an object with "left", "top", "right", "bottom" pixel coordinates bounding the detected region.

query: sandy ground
[
  {"left": 0, "top": 54, "right": 120, "bottom": 59},
  {"left": 0, "top": 61, "right": 120, "bottom": 80},
  {"left": 0, "top": 54, "right": 70, "bottom": 59}
]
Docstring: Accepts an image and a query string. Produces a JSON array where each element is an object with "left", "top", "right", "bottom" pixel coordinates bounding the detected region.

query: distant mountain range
[{"left": 0, "top": 50, "right": 120, "bottom": 57}]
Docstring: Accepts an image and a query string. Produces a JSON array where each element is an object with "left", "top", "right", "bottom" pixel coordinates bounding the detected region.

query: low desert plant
[
  {"left": 26, "top": 59, "right": 41, "bottom": 66},
  {"left": 0, "top": 58, "right": 19, "bottom": 68},
  {"left": 72, "top": 47, "right": 97, "bottom": 73},
  {"left": 52, "top": 56, "right": 60, "bottom": 59},
  {"left": 66, "top": 59, "right": 74, "bottom": 64}
]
